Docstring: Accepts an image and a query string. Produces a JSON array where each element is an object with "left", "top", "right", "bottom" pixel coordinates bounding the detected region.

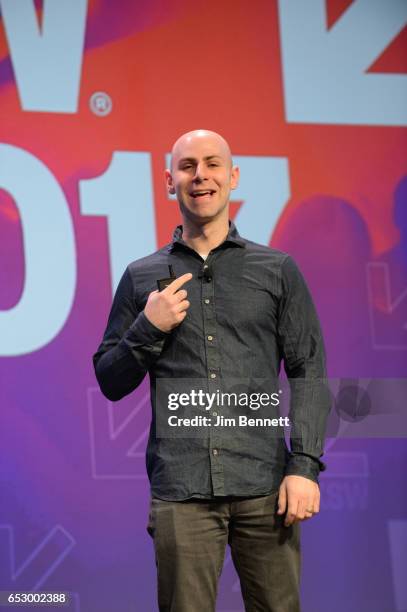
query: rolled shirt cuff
[
  {"left": 285, "top": 452, "right": 326, "bottom": 484},
  {"left": 127, "top": 311, "right": 170, "bottom": 344}
]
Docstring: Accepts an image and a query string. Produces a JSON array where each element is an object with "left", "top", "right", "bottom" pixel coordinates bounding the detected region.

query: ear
[
  {"left": 230, "top": 165, "right": 240, "bottom": 190},
  {"left": 165, "top": 169, "right": 176, "bottom": 195}
]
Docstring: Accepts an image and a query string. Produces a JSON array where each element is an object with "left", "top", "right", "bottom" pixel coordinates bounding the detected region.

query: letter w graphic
[{"left": 0, "top": 0, "right": 87, "bottom": 113}]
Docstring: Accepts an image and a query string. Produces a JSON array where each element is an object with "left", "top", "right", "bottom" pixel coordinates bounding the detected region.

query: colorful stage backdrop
[{"left": 1, "top": 1, "right": 406, "bottom": 610}]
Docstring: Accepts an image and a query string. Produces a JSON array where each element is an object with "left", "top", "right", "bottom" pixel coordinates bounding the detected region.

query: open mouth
[{"left": 190, "top": 190, "right": 216, "bottom": 200}]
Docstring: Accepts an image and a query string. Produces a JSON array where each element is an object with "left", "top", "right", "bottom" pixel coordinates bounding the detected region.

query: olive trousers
[{"left": 147, "top": 491, "right": 301, "bottom": 612}]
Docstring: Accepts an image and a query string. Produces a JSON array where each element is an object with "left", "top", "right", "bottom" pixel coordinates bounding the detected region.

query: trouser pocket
[{"left": 146, "top": 497, "right": 155, "bottom": 538}]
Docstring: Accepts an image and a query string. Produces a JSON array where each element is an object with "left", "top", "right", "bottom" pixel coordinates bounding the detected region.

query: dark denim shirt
[{"left": 93, "top": 221, "right": 330, "bottom": 500}]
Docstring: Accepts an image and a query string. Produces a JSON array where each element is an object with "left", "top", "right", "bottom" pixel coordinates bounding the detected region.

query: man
[{"left": 93, "top": 129, "right": 330, "bottom": 612}]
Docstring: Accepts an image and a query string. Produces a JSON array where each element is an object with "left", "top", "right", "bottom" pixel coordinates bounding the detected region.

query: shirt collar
[{"left": 169, "top": 220, "right": 246, "bottom": 252}]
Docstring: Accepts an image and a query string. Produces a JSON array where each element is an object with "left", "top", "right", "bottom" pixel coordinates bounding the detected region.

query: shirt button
[
  {"left": 207, "top": 335, "right": 213, "bottom": 341},
  {"left": 213, "top": 412, "right": 217, "bottom": 417},
  {"left": 203, "top": 265, "right": 209, "bottom": 270},
  {"left": 213, "top": 449, "right": 218, "bottom": 456},
  {"left": 204, "top": 299, "right": 210, "bottom": 304},
  {"left": 210, "top": 373, "right": 217, "bottom": 379}
]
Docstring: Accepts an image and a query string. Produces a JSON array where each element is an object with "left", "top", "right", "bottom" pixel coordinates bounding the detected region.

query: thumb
[{"left": 277, "top": 483, "right": 287, "bottom": 515}]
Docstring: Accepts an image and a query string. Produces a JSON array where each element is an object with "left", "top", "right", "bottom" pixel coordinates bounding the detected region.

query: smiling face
[{"left": 165, "top": 130, "right": 239, "bottom": 226}]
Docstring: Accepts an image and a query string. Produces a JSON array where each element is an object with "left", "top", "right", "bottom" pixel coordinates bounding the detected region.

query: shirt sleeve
[
  {"left": 93, "top": 266, "right": 169, "bottom": 401},
  {"left": 277, "top": 255, "right": 331, "bottom": 483}
]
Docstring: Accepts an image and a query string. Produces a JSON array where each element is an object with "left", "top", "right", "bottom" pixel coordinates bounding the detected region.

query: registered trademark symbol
[{"left": 89, "top": 91, "right": 112, "bottom": 116}]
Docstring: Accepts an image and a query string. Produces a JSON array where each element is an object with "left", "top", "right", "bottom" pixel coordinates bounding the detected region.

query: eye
[{"left": 208, "top": 163, "right": 219, "bottom": 167}]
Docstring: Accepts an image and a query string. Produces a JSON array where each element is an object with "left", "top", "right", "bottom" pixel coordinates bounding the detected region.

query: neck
[{"left": 181, "top": 217, "right": 230, "bottom": 259}]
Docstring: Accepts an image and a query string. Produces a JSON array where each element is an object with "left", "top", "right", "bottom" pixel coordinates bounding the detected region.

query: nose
[{"left": 193, "top": 163, "right": 208, "bottom": 182}]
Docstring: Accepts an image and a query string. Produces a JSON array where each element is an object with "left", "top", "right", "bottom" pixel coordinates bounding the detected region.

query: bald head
[
  {"left": 170, "top": 129, "right": 233, "bottom": 171},
  {"left": 165, "top": 129, "right": 240, "bottom": 225}
]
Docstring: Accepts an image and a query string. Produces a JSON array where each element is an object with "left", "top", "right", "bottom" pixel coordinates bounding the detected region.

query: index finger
[{"left": 164, "top": 272, "right": 193, "bottom": 294}]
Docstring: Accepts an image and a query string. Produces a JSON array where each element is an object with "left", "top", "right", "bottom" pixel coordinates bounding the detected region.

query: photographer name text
[{"left": 168, "top": 415, "right": 290, "bottom": 428}]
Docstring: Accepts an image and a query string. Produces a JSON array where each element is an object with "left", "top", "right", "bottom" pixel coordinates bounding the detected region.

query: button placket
[{"left": 200, "top": 254, "right": 224, "bottom": 495}]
